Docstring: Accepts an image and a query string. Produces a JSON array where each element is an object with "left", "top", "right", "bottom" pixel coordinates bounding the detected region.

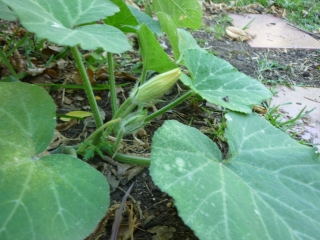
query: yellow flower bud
[{"left": 131, "top": 68, "right": 181, "bottom": 104}]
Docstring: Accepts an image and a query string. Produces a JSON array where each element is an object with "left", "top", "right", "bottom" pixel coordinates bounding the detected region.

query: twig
[{"left": 286, "top": 23, "right": 320, "bottom": 39}]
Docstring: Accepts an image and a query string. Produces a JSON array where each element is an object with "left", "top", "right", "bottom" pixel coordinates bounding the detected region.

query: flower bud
[
  {"left": 131, "top": 68, "right": 181, "bottom": 104},
  {"left": 120, "top": 110, "right": 147, "bottom": 134}
]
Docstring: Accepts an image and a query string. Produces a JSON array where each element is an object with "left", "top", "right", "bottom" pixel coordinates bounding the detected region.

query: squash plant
[{"left": 0, "top": 0, "right": 319, "bottom": 240}]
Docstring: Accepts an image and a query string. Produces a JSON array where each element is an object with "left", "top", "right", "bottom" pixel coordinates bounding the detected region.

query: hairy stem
[
  {"left": 71, "top": 46, "right": 103, "bottom": 145},
  {"left": 145, "top": 90, "right": 193, "bottom": 122},
  {"left": 100, "top": 145, "right": 150, "bottom": 166},
  {"left": 77, "top": 118, "right": 121, "bottom": 154},
  {"left": 107, "top": 52, "right": 118, "bottom": 114}
]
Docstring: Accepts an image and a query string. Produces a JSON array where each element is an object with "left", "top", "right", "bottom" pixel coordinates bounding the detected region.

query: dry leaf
[
  {"left": 43, "top": 68, "right": 58, "bottom": 78},
  {"left": 226, "top": 26, "right": 250, "bottom": 41},
  {"left": 148, "top": 226, "right": 176, "bottom": 240},
  {"left": 125, "top": 0, "right": 139, "bottom": 9},
  {"left": 252, "top": 105, "right": 267, "bottom": 114},
  {"left": 47, "top": 130, "right": 67, "bottom": 150},
  {"left": 56, "top": 119, "right": 78, "bottom": 131},
  {"left": 70, "top": 68, "right": 96, "bottom": 84}
]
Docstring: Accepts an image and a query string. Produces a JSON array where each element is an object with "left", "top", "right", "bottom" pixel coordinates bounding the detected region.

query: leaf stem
[
  {"left": 100, "top": 145, "right": 150, "bottom": 166},
  {"left": 77, "top": 118, "right": 121, "bottom": 153},
  {"left": 145, "top": 90, "right": 193, "bottom": 122},
  {"left": 107, "top": 52, "right": 118, "bottom": 114},
  {"left": 140, "top": 65, "right": 148, "bottom": 84},
  {"left": 71, "top": 46, "right": 103, "bottom": 144},
  {"left": 104, "top": 97, "right": 135, "bottom": 137}
]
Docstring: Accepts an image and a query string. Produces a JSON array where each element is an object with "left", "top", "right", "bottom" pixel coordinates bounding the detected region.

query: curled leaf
[{"left": 226, "top": 26, "right": 250, "bottom": 42}]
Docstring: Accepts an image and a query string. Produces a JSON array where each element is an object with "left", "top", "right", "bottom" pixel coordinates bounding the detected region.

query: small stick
[{"left": 286, "top": 23, "right": 320, "bottom": 39}]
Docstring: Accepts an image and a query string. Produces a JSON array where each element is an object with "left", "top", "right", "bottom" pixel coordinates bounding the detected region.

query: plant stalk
[
  {"left": 77, "top": 118, "right": 121, "bottom": 154},
  {"left": 113, "top": 130, "right": 124, "bottom": 152},
  {"left": 139, "top": 65, "right": 148, "bottom": 84},
  {"left": 145, "top": 90, "right": 193, "bottom": 122},
  {"left": 104, "top": 97, "right": 134, "bottom": 137},
  {"left": 100, "top": 145, "right": 150, "bottom": 166},
  {"left": 107, "top": 52, "right": 118, "bottom": 114},
  {"left": 71, "top": 46, "right": 103, "bottom": 144}
]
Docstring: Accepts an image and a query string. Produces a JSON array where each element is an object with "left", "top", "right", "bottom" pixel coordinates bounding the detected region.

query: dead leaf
[
  {"left": 41, "top": 45, "right": 63, "bottom": 61},
  {"left": 148, "top": 226, "right": 176, "bottom": 240},
  {"left": 69, "top": 68, "right": 96, "bottom": 84},
  {"left": 95, "top": 67, "right": 137, "bottom": 81},
  {"left": 56, "top": 59, "right": 68, "bottom": 69},
  {"left": 27, "top": 66, "right": 46, "bottom": 76},
  {"left": 56, "top": 119, "right": 78, "bottom": 131},
  {"left": 252, "top": 105, "right": 267, "bottom": 114},
  {"left": 47, "top": 130, "right": 67, "bottom": 150},
  {"left": 43, "top": 68, "right": 58, "bottom": 78},
  {"left": 226, "top": 26, "right": 250, "bottom": 41},
  {"left": 125, "top": 0, "right": 140, "bottom": 10},
  {"left": 63, "top": 96, "right": 72, "bottom": 105},
  {"left": 8, "top": 50, "right": 27, "bottom": 73}
]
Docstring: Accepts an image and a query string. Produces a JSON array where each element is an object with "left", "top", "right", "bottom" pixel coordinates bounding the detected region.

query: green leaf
[
  {"left": 0, "top": 1, "right": 16, "bottom": 21},
  {"left": 2, "top": 0, "right": 130, "bottom": 53},
  {"left": 156, "top": 12, "right": 180, "bottom": 60},
  {"left": 181, "top": 49, "right": 272, "bottom": 113},
  {"left": 150, "top": 113, "right": 320, "bottom": 240},
  {"left": 152, "top": 0, "right": 202, "bottom": 29},
  {"left": 0, "top": 83, "right": 109, "bottom": 239},
  {"left": 128, "top": 5, "right": 162, "bottom": 36},
  {"left": 104, "top": 0, "right": 139, "bottom": 33},
  {"left": 0, "top": 83, "right": 56, "bottom": 160},
  {"left": 177, "top": 28, "right": 206, "bottom": 63},
  {"left": 137, "top": 24, "right": 176, "bottom": 73}
]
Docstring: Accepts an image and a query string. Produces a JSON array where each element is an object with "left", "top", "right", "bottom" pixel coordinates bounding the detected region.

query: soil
[{"left": 2, "top": 5, "right": 319, "bottom": 240}]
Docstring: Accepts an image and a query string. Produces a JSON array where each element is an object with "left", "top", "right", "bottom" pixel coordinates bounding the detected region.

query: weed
[
  {"left": 210, "top": 0, "right": 320, "bottom": 31},
  {"left": 265, "top": 102, "right": 315, "bottom": 132},
  {"left": 196, "top": 37, "right": 207, "bottom": 47},
  {"left": 212, "top": 13, "right": 232, "bottom": 40}
]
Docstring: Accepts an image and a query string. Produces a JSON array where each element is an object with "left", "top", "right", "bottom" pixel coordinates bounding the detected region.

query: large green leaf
[
  {"left": 0, "top": 83, "right": 109, "bottom": 240},
  {"left": 0, "top": 83, "right": 56, "bottom": 161},
  {"left": 156, "top": 12, "right": 180, "bottom": 60},
  {"left": 0, "top": 1, "right": 16, "bottom": 21},
  {"left": 128, "top": 5, "right": 162, "bottom": 36},
  {"left": 152, "top": 0, "right": 202, "bottom": 29},
  {"left": 104, "top": 0, "right": 139, "bottom": 33},
  {"left": 2, "top": 0, "right": 130, "bottom": 53},
  {"left": 137, "top": 24, "right": 176, "bottom": 73},
  {"left": 181, "top": 49, "right": 272, "bottom": 113},
  {"left": 150, "top": 113, "right": 320, "bottom": 240},
  {"left": 177, "top": 28, "right": 206, "bottom": 63}
]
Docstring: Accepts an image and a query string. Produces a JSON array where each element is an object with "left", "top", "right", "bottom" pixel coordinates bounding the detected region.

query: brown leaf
[
  {"left": 47, "top": 130, "right": 68, "bottom": 150},
  {"left": 43, "top": 68, "right": 58, "bottom": 78},
  {"left": 252, "top": 105, "right": 267, "bottom": 114},
  {"left": 70, "top": 68, "right": 97, "bottom": 84},
  {"left": 226, "top": 26, "right": 250, "bottom": 42},
  {"left": 148, "top": 226, "right": 176, "bottom": 240},
  {"left": 56, "top": 119, "right": 78, "bottom": 131}
]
